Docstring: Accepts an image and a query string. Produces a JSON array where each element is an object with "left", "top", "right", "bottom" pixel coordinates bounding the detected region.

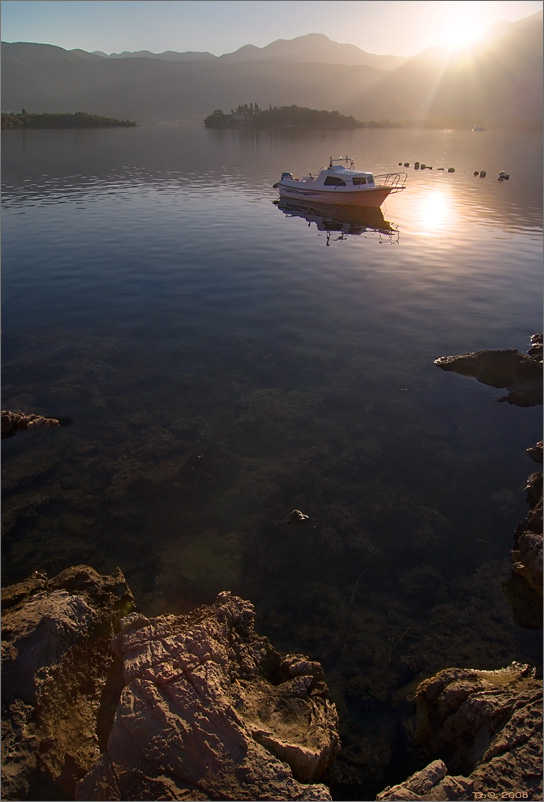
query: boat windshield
[
  {"left": 353, "top": 175, "right": 374, "bottom": 185},
  {"left": 324, "top": 176, "right": 347, "bottom": 187}
]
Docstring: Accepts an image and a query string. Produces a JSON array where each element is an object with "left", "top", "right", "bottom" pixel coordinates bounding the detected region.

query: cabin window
[
  {"left": 352, "top": 177, "right": 367, "bottom": 185},
  {"left": 324, "top": 176, "right": 346, "bottom": 187}
]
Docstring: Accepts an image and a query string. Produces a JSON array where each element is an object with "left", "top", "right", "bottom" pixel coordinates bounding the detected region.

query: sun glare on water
[{"left": 415, "top": 189, "right": 458, "bottom": 235}]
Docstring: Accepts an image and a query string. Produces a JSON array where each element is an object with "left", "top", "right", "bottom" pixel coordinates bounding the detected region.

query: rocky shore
[
  {"left": 2, "top": 566, "right": 340, "bottom": 801},
  {"left": 377, "top": 664, "right": 542, "bottom": 800},
  {"left": 2, "top": 336, "right": 542, "bottom": 801},
  {"left": 2, "top": 566, "right": 542, "bottom": 801},
  {"left": 435, "top": 334, "right": 542, "bottom": 627}
]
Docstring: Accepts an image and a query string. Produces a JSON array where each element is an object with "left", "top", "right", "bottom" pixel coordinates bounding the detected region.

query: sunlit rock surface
[
  {"left": 376, "top": 664, "right": 543, "bottom": 801},
  {"left": 2, "top": 571, "right": 339, "bottom": 802},
  {"left": 1, "top": 565, "right": 134, "bottom": 800},
  {"left": 76, "top": 590, "right": 339, "bottom": 800},
  {"left": 376, "top": 758, "right": 472, "bottom": 800},
  {"left": 1, "top": 408, "right": 61, "bottom": 439}
]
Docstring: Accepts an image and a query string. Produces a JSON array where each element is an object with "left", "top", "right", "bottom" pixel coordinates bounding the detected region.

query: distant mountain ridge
[
  {"left": 90, "top": 33, "right": 407, "bottom": 71},
  {"left": 91, "top": 49, "right": 216, "bottom": 62},
  {"left": 1, "top": 14, "right": 542, "bottom": 126}
]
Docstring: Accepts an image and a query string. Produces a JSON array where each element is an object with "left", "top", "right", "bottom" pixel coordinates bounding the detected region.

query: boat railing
[{"left": 375, "top": 172, "right": 408, "bottom": 191}]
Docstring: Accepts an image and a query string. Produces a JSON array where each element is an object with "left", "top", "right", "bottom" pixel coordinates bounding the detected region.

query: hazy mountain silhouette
[
  {"left": 89, "top": 34, "right": 406, "bottom": 70},
  {"left": 1, "top": 14, "right": 541, "bottom": 126},
  {"left": 218, "top": 33, "right": 407, "bottom": 70},
  {"left": 92, "top": 49, "right": 216, "bottom": 62}
]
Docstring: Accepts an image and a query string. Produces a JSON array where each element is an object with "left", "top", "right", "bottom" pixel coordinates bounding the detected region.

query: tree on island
[
  {"left": 204, "top": 103, "right": 363, "bottom": 129},
  {"left": 1, "top": 110, "right": 137, "bottom": 130}
]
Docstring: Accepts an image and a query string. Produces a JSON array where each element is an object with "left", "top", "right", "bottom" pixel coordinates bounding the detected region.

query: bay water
[{"left": 2, "top": 124, "right": 542, "bottom": 798}]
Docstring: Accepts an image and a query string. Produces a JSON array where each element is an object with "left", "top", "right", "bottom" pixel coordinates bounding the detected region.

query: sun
[
  {"left": 436, "top": 1, "right": 487, "bottom": 51},
  {"left": 443, "top": 23, "right": 484, "bottom": 51}
]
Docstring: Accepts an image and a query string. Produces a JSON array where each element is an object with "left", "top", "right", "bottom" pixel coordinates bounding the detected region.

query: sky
[{"left": 0, "top": 0, "right": 542, "bottom": 57}]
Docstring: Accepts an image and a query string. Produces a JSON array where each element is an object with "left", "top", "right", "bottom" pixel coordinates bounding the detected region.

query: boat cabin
[{"left": 324, "top": 164, "right": 375, "bottom": 187}]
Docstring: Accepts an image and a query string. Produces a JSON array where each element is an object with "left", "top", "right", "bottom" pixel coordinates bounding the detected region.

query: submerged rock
[
  {"left": 77, "top": 590, "right": 339, "bottom": 800},
  {"left": 434, "top": 339, "right": 543, "bottom": 406},
  {"left": 376, "top": 664, "right": 542, "bottom": 801},
  {"left": 288, "top": 509, "right": 310, "bottom": 524}
]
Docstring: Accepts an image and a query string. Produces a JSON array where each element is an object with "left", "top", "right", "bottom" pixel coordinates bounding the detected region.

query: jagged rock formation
[
  {"left": 1, "top": 569, "right": 339, "bottom": 801},
  {"left": 435, "top": 336, "right": 543, "bottom": 626},
  {"left": 505, "top": 441, "right": 543, "bottom": 630},
  {"left": 1, "top": 565, "right": 134, "bottom": 800},
  {"left": 77, "top": 591, "right": 340, "bottom": 801},
  {"left": 376, "top": 758, "right": 472, "bottom": 800},
  {"left": 376, "top": 664, "right": 542, "bottom": 800},
  {"left": 1, "top": 409, "right": 60, "bottom": 439},
  {"left": 434, "top": 334, "right": 543, "bottom": 406},
  {"left": 378, "top": 341, "right": 543, "bottom": 800},
  {"left": 512, "top": 442, "right": 543, "bottom": 595}
]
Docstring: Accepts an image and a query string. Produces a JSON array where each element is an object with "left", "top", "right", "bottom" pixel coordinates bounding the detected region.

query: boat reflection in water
[{"left": 274, "top": 198, "right": 399, "bottom": 245}]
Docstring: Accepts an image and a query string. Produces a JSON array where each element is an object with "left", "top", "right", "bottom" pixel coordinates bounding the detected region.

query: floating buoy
[
  {"left": 498, "top": 171, "right": 510, "bottom": 181},
  {"left": 420, "top": 163, "right": 426, "bottom": 169},
  {"left": 414, "top": 162, "right": 420, "bottom": 169},
  {"left": 438, "top": 167, "right": 445, "bottom": 171},
  {"left": 448, "top": 167, "right": 455, "bottom": 173},
  {"left": 479, "top": 170, "right": 486, "bottom": 178},
  {"left": 404, "top": 162, "right": 409, "bottom": 167},
  {"left": 474, "top": 171, "right": 479, "bottom": 176}
]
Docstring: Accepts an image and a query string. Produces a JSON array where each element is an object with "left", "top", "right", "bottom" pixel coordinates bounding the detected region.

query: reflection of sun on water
[{"left": 416, "top": 190, "right": 457, "bottom": 235}]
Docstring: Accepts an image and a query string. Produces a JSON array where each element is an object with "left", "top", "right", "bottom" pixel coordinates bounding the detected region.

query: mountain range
[
  {"left": 91, "top": 33, "right": 407, "bottom": 71},
  {"left": 1, "top": 13, "right": 542, "bottom": 126}
]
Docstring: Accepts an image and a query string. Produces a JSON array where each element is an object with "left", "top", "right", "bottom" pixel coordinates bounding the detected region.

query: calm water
[{"left": 2, "top": 125, "right": 542, "bottom": 798}]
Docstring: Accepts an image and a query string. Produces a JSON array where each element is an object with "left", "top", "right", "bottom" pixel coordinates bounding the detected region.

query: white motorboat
[
  {"left": 472, "top": 125, "right": 486, "bottom": 132},
  {"left": 273, "top": 156, "right": 407, "bottom": 207}
]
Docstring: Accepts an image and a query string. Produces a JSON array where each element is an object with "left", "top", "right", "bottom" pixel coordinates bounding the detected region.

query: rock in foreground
[
  {"left": 2, "top": 569, "right": 339, "bottom": 802},
  {"left": 1, "top": 565, "right": 134, "bottom": 800},
  {"left": 434, "top": 338, "right": 542, "bottom": 406},
  {"left": 376, "top": 663, "right": 542, "bottom": 800},
  {"left": 77, "top": 590, "right": 340, "bottom": 801}
]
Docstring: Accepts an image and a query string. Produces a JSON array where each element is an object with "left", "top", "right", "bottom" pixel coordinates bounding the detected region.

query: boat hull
[{"left": 276, "top": 184, "right": 395, "bottom": 207}]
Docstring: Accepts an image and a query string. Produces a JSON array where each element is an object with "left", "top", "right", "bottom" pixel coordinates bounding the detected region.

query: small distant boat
[
  {"left": 472, "top": 125, "right": 486, "bottom": 132},
  {"left": 273, "top": 156, "right": 407, "bottom": 208}
]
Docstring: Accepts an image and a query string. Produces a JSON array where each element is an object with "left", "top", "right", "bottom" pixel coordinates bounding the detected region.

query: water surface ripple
[{"left": 2, "top": 125, "right": 542, "bottom": 799}]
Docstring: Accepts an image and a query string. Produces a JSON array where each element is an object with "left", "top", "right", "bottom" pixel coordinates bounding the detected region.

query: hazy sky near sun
[{"left": 1, "top": 0, "right": 542, "bottom": 57}]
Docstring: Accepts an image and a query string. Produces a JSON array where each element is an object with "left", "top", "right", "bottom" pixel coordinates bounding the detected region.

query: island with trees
[
  {"left": 204, "top": 103, "right": 368, "bottom": 129},
  {"left": 1, "top": 110, "right": 137, "bottom": 130}
]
